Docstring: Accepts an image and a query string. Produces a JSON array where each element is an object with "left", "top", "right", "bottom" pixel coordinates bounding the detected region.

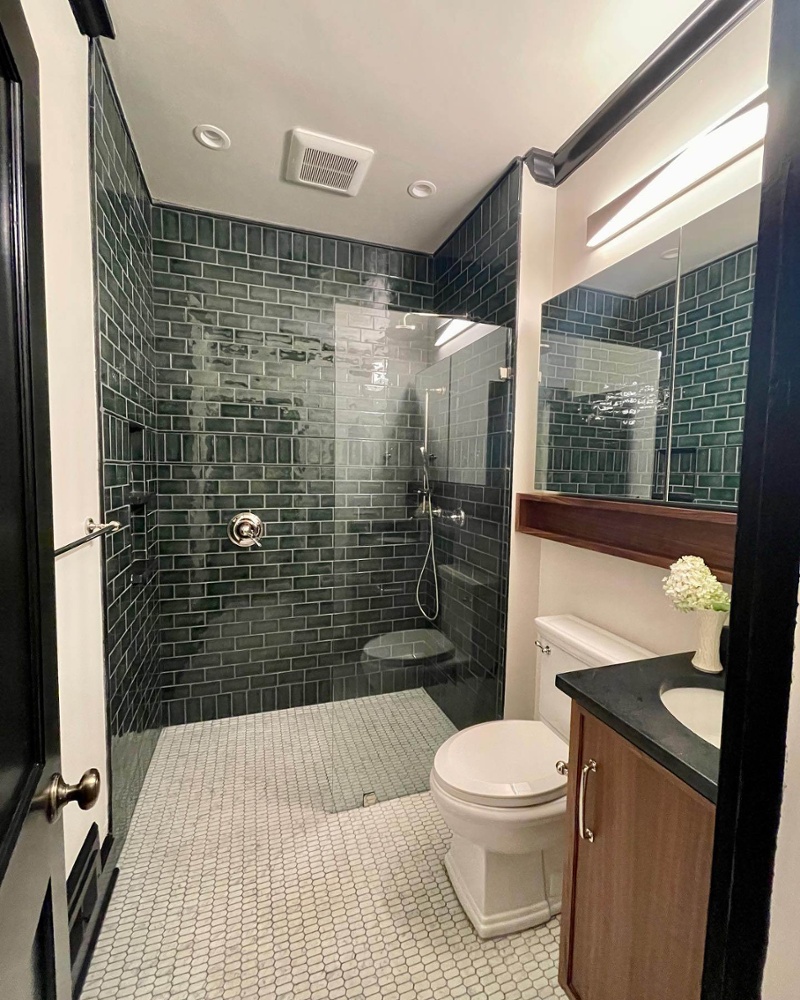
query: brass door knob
[{"left": 38, "top": 768, "right": 101, "bottom": 823}]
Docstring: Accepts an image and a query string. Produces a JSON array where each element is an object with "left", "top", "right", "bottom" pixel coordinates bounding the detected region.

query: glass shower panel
[
  {"left": 327, "top": 305, "right": 447, "bottom": 812},
  {"left": 447, "top": 326, "right": 509, "bottom": 488},
  {"left": 328, "top": 306, "right": 513, "bottom": 813},
  {"left": 417, "top": 358, "right": 451, "bottom": 485}
]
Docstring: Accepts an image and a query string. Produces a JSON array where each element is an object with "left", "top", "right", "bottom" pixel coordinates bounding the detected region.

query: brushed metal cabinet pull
[{"left": 578, "top": 759, "right": 597, "bottom": 842}]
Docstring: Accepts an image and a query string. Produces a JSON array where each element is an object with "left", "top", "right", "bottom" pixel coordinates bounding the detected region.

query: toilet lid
[{"left": 432, "top": 720, "right": 569, "bottom": 808}]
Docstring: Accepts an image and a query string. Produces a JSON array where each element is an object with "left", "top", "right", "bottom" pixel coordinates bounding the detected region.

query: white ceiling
[{"left": 103, "top": 0, "right": 705, "bottom": 253}]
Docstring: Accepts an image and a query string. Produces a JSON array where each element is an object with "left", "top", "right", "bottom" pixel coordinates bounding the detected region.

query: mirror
[
  {"left": 537, "top": 231, "right": 680, "bottom": 500},
  {"left": 668, "top": 185, "right": 761, "bottom": 507},
  {"left": 537, "top": 184, "right": 761, "bottom": 509}
]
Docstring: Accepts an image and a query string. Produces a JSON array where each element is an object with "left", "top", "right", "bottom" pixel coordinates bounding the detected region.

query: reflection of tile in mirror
[
  {"left": 538, "top": 283, "right": 673, "bottom": 499},
  {"left": 670, "top": 242, "right": 757, "bottom": 507},
  {"left": 447, "top": 328, "right": 508, "bottom": 487}
]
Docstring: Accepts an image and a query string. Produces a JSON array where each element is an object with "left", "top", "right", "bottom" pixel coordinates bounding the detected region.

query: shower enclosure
[{"left": 328, "top": 305, "right": 513, "bottom": 811}]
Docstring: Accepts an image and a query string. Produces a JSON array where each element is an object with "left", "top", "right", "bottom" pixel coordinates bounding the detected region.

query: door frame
[
  {"left": 0, "top": 0, "right": 59, "bottom": 881},
  {"left": 701, "top": 0, "right": 800, "bottom": 995},
  {"left": 0, "top": 0, "right": 71, "bottom": 995}
]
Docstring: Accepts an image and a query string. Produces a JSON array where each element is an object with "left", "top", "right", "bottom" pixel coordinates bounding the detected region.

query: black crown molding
[
  {"left": 527, "top": 0, "right": 764, "bottom": 188},
  {"left": 68, "top": 0, "right": 115, "bottom": 39},
  {"left": 522, "top": 148, "right": 556, "bottom": 187}
]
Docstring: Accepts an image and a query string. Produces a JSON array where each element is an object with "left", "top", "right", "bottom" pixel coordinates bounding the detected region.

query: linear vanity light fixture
[
  {"left": 434, "top": 318, "right": 475, "bottom": 347},
  {"left": 586, "top": 97, "right": 768, "bottom": 248}
]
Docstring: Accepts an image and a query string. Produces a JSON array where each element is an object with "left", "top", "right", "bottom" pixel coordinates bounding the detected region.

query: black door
[{"left": 0, "top": 3, "right": 89, "bottom": 997}]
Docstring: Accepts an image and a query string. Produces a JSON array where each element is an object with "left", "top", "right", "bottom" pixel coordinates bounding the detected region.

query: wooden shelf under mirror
[{"left": 516, "top": 493, "right": 736, "bottom": 582}]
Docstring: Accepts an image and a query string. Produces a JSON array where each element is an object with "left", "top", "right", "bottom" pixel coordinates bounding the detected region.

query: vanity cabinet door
[{"left": 559, "top": 704, "right": 715, "bottom": 1000}]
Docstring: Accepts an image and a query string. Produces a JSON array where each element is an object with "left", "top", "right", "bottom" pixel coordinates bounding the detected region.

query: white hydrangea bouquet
[{"left": 663, "top": 555, "right": 730, "bottom": 673}]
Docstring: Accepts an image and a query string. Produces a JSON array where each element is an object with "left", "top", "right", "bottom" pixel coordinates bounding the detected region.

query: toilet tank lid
[{"left": 534, "top": 614, "right": 655, "bottom": 667}]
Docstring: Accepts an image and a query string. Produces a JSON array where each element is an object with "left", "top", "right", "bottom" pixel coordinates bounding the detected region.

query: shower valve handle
[{"left": 228, "top": 511, "right": 264, "bottom": 548}]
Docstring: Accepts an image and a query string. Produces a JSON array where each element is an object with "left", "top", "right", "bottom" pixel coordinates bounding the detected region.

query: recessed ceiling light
[
  {"left": 408, "top": 180, "right": 437, "bottom": 199},
  {"left": 661, "top": 248, "right": 680, "bottom": 260},
  {"left": 193, "top": 124, "right": 231, "bottom": 151}
]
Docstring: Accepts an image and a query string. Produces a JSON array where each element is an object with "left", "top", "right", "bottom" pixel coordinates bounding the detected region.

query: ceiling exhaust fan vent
[{"left": 286, "top": 129, "right": 374, "bottom": 196}]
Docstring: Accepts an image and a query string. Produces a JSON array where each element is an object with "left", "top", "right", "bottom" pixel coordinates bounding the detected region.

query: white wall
[
  {"left": 763, "top": 597, "right": 800, "bottom": 997},
  {"left": 21, "top": 0, "right": 109, "bottom": 868},
  {"left": 505, "top": 170, "right": 555, "bottom": 718},
  {"left": 552, "top": 1, "right": 771, "bottom": 294},
  {"left": 504, "top": 2, "right": 772, "bottom": 718}
]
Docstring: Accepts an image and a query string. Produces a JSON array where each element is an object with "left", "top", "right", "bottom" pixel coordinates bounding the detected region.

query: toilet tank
[{"left": 535, "top": 615, "right": 655, "bottom": 740}]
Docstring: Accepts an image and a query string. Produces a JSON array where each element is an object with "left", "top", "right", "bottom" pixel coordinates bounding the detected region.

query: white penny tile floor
[
  {"left": 327, "top": 688, "right": 457, "bottom": 811},
  {"left": 81, "top": 691, "right": 566, "bottom": 1000}
]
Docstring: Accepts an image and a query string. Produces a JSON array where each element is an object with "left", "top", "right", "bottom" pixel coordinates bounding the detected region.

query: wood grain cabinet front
[{"left": 559, "top": 703, "right": 716, "bottom": 1000}]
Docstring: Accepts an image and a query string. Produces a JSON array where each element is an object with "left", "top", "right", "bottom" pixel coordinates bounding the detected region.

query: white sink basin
[{"left": 660, "top": 687, "right": 724, "bottom": 748}]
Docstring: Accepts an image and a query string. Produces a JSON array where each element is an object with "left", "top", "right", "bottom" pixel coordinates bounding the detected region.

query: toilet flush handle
[{"left": 535, "top": 640, "right": 551, "bottom": 655}]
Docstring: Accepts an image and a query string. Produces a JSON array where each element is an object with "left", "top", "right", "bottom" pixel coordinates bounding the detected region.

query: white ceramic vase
[{"left": 691, "top": 609, "right": 727, "bottom": 674}]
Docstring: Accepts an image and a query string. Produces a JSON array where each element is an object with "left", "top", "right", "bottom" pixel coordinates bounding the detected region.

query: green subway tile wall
[
  {"left": 91, "top": 46, "right": 161, "bottom": 852},
  {"left": 91, "top": 44, "right": 519, "bottom": 772}
]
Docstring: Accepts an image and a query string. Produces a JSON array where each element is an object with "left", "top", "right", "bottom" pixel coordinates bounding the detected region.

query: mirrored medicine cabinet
[{"left": 536, "top": 182, "right": 761, "bottom": 512}]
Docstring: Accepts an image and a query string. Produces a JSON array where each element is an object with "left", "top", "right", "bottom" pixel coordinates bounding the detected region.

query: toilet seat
[{"left": 432, "top": 720, "right": 568, "bottom": 809}]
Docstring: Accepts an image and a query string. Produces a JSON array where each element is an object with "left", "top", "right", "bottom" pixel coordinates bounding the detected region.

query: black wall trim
[
  {"left": 702, "top": 0, "right": 797, "bottom": 995},
  {"left": 66, "top": 823, "right": 99, "bottom": 908},
  {"left": 528, "top": 0, "right": 763, "bottom": 188},
  {"left": 522, "top": 147, "right": 555, "bottom": 187},
  {"left": 68, "top": 0, "right": 114, "bottom": 39},
  {"left": 73, "top": 866, "right": 118, "bottom": 999},
  {"left": 66, "top": 826, "right": 116, "bottom": 997}
]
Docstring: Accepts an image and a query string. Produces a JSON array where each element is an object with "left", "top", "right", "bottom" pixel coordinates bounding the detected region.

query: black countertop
[{"left": 556, "top": 652, "right": 723, "bottom": 803}]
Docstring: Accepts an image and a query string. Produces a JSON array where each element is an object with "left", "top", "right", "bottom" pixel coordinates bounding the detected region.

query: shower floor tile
[
  {"left": 328, "top": 688, "right": 457, "bottom": 811},
  {"left": 81, "top": 692, "right": 566, "bottom": 1000}
]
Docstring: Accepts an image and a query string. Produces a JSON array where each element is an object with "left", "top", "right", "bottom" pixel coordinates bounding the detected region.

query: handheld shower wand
[
  {"left": 414, "top": 387, "right": 447, "bottom": 622},
  {"left": 415, "top": 445, "right": 439, "bottom": 622},
  {"left": 419, "top": 444, "right": 431, "bottom": 492}
]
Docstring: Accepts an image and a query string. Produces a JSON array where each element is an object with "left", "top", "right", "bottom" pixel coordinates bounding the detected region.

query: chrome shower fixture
[{"left": 422, "top": 385, "right": 447, "bottom": 463}]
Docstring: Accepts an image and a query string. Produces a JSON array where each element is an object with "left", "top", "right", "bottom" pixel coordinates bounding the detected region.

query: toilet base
[{"left": 444, "top": 833, "right": 562, "bottom": 939}]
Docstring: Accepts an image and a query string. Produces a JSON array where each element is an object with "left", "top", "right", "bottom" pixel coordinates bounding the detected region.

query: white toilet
[{"left": 430, "top": 614, "right": 653, "bottom": 938}]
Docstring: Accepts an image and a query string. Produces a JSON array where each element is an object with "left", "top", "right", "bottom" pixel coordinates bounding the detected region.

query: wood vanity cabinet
[{"left": 559, "top": 703, "right": 716, "bottom": 1000}]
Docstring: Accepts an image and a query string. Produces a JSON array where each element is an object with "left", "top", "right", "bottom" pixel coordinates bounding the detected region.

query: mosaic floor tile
[
  {"left": 82, "top": 691, "right": 566, "bottom": 1000},
  {"left": 328, "top": 689, "right": 457, "bottom": 811}
]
